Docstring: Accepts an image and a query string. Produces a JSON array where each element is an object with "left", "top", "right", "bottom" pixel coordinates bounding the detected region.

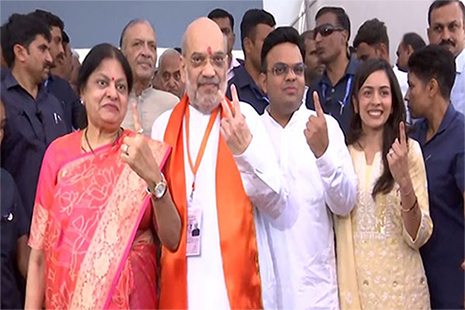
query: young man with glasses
[
  {"left": 258, "top": 26, "right": 357, "bottom": 310},
  {"left": 306, "top": 6, "right": 360, "bottom": 136}
]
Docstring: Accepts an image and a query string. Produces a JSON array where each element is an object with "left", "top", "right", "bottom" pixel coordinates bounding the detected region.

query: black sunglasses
[{"left": 313, "top": 24, "right": 345, "bottom": 39}]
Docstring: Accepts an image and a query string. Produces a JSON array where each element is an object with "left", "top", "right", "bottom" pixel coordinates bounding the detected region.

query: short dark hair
[
  {"left": 261, "top": 26, "right": 304, "bottom": 73},
  {"left": 348, "top": 59, "right": 406, "bottom": 198},
  {"left": 240, "top": 9, "right": 276, "bottom": 52},
  {"left": 315, "top": 7, "right": 351, "bottom": 40},
  {"left": 78, "top": 43, "right": 133, "bottom": 95},
  {"left": 408, "top": 45, "right": 456, "bottom": 100},
  {"left": 29, "top": 9, "right": 64, "bottom": 31},
  {"left": 300, "top": 30, "right": 315, "bottom": 62},
  {"left": 208, "top": 8, "right": 235, "bottom": 30},
  {"left": 428, "top": 0, "right": 465, "bottom": 25},
  {"left": 353, "top": 18, "right": 389, "bottom": 50},
  {"left": 401, "top": 32, "right": 426, "bottom": 51},
  {"left": 62, "top": 31, "right": 70, "bottom": 45},
  {"left": 0, "top": 13, "right": 51, "bottom": 68},
  {"left": 300, "top": 30, "right": 315, "bottom": 42}
]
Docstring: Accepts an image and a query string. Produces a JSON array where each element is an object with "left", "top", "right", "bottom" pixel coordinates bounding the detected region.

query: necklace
[{"left": 82, "top": 127, "right": 122, "bottom": 154}]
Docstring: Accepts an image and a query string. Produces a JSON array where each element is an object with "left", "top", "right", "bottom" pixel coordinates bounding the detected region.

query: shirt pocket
[{"left": 13, "top": 110, "right": 46, "bottom": 145}]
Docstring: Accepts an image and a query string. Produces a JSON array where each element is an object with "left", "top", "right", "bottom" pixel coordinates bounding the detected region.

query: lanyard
[
  {"left": 185, "top": 105, "right": 219, "bottom": 200},
  {"left": 321, "top": 75, "right": 353, "bottom": 115}
]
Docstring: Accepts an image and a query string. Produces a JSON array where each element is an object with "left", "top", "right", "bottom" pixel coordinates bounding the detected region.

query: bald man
[
  {"left": 157, "top": 48, "right": 185, "bottom": 99},
  {"left": 152, "top": 17, "right": 283, "bottom": 309}
]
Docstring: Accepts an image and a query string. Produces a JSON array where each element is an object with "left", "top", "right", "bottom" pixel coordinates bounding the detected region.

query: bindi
[
  {"left": 111, "top": 77, "right": 115, "bottom": 81},
  {"left": 207, "top": 46, "right": 212, "bottom": 55}
]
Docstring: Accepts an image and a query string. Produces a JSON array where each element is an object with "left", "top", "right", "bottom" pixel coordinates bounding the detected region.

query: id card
[{"left": 186, "top": 208, "right": 202, "bottom": 256}]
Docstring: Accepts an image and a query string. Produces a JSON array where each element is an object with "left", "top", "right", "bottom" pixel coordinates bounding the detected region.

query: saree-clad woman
[
  {"left": 335, "top": 59, "right": 433, "bottom": 309},
  {"left": 25, "top": 43, "right": 181, "bottom": 310}
]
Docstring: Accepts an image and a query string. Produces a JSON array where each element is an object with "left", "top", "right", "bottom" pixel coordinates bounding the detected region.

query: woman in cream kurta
[{"left": 335, "top": 59, "right": 433, "bottom": 310}]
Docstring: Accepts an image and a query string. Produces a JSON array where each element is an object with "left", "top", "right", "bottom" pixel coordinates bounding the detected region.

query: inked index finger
[
  {"left": 313, "top": 91, "right": 324, "bottom": 118},
  {"left": 399, "top": 121, "right": 407, "bottom": 146},
  {"left": 219, "top": 90, "right": 233, "bottom": 120},
  {"left": 132, "top": 101, "right": 142, "bottom": 133},
  {"left": 230, "top": 84, "right": 241, "bottom": 117}
]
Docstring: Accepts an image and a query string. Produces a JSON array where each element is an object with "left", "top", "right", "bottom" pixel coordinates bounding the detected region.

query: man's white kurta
[
  {"left": 260, "top": 105, "right": 358, "bottom": 310},
  {"left": 451, "top": 48, "right": 465, "bottom": 115}
]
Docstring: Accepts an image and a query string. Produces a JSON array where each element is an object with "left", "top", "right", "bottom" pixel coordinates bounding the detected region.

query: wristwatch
[{"left": 146, "top": 173, "right": 167, "bottom": 199}]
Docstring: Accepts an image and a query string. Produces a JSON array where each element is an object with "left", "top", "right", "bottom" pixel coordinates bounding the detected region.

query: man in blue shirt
[
  {"left": 0, "top": 99, "right": 30, "bottom": 310},
  {"left": 305, "top": 7, "right": 360, "bottom": 136},
  {"left": 29, "top": 9, "right": 85, "bottom": 131},
  {"left": 227, "top": 9, "right": 276, "bottom": 114},
  {"left": 1, "top": 14, "right": 68, "bottom": 222},
  {"left": 427, "top": 0, "right": 465, "bottom": 115},
  {"left": 406, "top": 45, "right": 464, "bottom": 309}
]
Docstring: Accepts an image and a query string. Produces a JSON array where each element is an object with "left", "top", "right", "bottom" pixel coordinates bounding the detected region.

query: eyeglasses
[
  {"left": 269, "top": 62, "right": 306, "bottom": 77},
  {"left": 190, "top": 52, "right": 228, "bottom": 69},
  {"left": 313, "top": 24, "right": 345, "bottom": 39}
]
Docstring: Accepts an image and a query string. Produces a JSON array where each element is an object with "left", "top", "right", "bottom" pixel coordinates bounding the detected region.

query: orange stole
[{"left": 160, "top": 94, "right": 263, "bottom": 309}]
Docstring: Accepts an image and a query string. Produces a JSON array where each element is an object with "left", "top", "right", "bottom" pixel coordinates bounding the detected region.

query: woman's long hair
[{"left": 347, "top": 59, "right": 407, "bottom": 198}]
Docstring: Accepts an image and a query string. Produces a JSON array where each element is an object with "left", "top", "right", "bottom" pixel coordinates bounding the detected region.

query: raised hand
[
  {"left": 387, "top": 121, "right": 411, "bottom": 189},
  {"left": 219, "top": 84, "right": 252, "bottom": 155},
  {"left": 304, "top": 91, "right": 329, "bottom": 158},
  {"left": 121, "top": 102, "right": 163, "bottom": 186}
]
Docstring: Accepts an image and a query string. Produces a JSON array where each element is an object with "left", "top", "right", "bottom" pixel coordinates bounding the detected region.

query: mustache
[
  {"left": 56, "top": 52, "right": 65, "bottom": 61},
  {"left": 439, "top": 40, "right": 455, "bottom": 47},
  {"left": 283, "top": 82, "right": 297, "bottom": 88},
  {"left": 198, "top": 77, "right": 219, "bottom": 85}
]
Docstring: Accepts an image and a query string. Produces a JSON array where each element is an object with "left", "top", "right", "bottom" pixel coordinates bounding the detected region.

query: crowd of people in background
[{"left": 0, "top": 0, "right": 464, "bottom": 309}]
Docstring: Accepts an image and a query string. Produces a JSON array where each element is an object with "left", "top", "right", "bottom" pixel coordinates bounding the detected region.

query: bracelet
[{"left": 401, "top": 198, "right": 418, "bottom": 213}]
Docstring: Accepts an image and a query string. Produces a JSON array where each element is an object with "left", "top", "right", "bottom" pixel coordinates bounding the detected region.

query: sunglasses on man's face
[{"left": 313, "top": 24, "right": 345, "bottom": 39}]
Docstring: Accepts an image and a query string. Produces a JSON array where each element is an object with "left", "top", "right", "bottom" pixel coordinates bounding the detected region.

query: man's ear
[
  {"left": 243, "top": 37, "right": 253, "bottom": 56},
  {"left": 406, "top": 44, "right": 414, "bottom": 57},
  {"left": 180, "top": 55, "right": 187, "bottom": 73},
  {"left": 427, "top": 78, "right": 441, "bottom": 98},
  {"left": 427, "top": 27, "right": 433, "bottom": 43},
  {"left": 341, "top": 30, "right": 349, "bottom": 45},
  {"left": 378, "top": 43, "right": 389, "bottom": 61},
  {"left": 259, "top": 72, "right": 268, "bottom": 94},
  {"left": 179, "top": 56, "right": 186, "bottom": 82},
  {"left": 13, "top": 44, "right": 27, "bottom": 63}
]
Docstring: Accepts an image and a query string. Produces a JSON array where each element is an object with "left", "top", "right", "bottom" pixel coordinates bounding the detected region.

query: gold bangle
[{"left": 401, "top": 198, "right": 418, "bottom": 213}]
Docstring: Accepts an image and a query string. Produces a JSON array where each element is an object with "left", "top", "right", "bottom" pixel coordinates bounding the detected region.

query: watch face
[{"left": 154, "top": 182, "right": 167, "bottom": 199}]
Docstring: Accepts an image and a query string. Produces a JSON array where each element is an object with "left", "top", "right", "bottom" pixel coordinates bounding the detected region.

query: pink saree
[{"left": 28, "top": 129, "right": 170, "bottom": 310}]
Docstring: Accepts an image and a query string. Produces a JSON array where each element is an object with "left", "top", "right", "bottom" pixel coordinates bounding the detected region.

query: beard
[{"left": 186, "top": 75, "right": 227, "bottom": 114}]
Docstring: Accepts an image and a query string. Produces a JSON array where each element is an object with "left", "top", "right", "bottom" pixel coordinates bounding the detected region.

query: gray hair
[{"left": 119, "top": 18, "right": 154, "bottom": 49}]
